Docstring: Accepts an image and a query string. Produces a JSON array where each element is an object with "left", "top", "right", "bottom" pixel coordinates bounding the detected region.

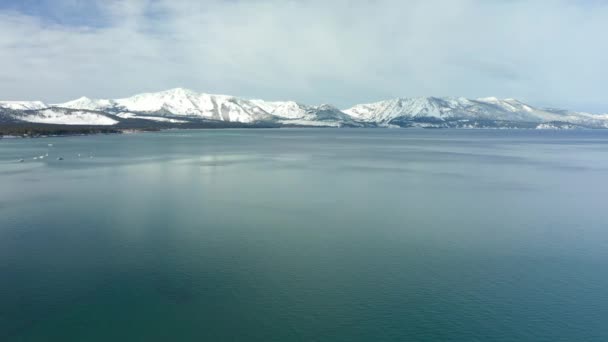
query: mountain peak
[
  {"left": 161, "top": 87, "right": 198, "bottom": 96},
  {"left": 0, "top": 100, "right": 48, "bottom": 110},
  {"left": 7, "top": 91, "right": 607, "bottom": 128},
  {"left": 477, "top": 96, "right": 501, "bottom": 103},
  {"left": 55, "top": 96, "right": 115, "bottom": 111},
  {"left": 316, "top": 104, "right": 339, "bottom": 110}
]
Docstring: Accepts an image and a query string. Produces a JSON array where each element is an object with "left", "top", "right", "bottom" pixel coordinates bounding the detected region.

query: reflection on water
[{"left": 1, "top": 129, "right": 608, "bottom": 341}]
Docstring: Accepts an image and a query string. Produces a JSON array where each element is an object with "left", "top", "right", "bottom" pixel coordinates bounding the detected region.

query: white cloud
[{"left": 0, "top": 0, "right": 607, "bottom": 112}]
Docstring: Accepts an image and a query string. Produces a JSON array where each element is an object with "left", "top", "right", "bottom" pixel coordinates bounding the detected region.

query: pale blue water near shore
[{"left": 1, "top": 128, "right": 608, "bottom": 341}]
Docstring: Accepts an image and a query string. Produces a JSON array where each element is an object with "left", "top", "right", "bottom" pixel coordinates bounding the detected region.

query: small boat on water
[
  {"left": 57, "top": 157, "right": 64, "bottom": 161},
  {"left": 18, "top": 159, "right": 24, "bottom": 163}
]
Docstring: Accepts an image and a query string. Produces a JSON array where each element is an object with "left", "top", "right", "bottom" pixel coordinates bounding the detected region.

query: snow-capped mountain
[
  {"left": 2, "top": 88, "right": 607, "bottom": 129},
  {"left": 344, "top": 96, "right": 608, "bottom": 128},
  {"left": 250, "top": 100, "right": 363, "bottom": 127},
  {"left": 250, "top": 100, "right": 311, "bottom": 119},
  {"left": 60, "top": 88, "right": 269, "bottom": 122},
  {"left": 16, "top": 108, "right": 119, "bottom": 126},
  {"left": 0, "top": 101, "right": 48, "bottom": 111},
  {"left": 344, "top": 97, "right": 540, "bottom": 123},
  {"left": 51, "top": 88, "right": 360, "bottom": 126},
  {"left": 55, "top": 88, "right": 273, "bottom": 123},
  {"left": 57, "top": 97, "right": 116, "bottom": 111}
]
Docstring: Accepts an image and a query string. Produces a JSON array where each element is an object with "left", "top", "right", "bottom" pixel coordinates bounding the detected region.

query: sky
[{"left": 0, "top": 0, "right": 607, "bottom": 112}]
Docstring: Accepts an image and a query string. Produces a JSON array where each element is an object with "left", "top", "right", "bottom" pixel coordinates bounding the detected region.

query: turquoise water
[{"left": 1, "top": 129, "right": 608, "bottom": 341}]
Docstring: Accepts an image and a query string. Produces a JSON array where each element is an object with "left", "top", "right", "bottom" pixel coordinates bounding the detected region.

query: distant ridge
[{"left": 1, "top": 88, "right": 607, "bottom": 129}]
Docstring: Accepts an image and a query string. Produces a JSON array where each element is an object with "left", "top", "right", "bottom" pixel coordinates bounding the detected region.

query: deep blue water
[{"left": 1, "top": 129, "right": 608, "bottom": 341}]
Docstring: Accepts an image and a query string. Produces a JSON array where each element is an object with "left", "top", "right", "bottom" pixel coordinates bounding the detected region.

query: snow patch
[
  {"left": 0, "top": 101, "right": 47, "bottom": 110},
  {"left": 116, "top": 112, "right": 187, "bottom": 123},
  {"left": 21, "top": 109, "right": 118, "bottom": 125}
]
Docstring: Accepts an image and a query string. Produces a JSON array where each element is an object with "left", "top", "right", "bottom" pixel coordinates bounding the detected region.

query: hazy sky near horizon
[{"left": 0, "top": 0, "right": 607, "bottom": 112}]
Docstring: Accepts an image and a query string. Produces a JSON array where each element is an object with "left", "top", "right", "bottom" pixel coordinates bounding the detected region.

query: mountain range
[{"left": 1, "top": 88, "right": 607, "bottom": 129}]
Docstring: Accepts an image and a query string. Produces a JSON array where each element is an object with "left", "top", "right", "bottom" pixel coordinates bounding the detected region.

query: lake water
[{"left": 1, "top": 128, "right": 608, "bottom": 341}]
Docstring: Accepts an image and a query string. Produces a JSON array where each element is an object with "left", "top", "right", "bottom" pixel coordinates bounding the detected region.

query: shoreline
[
  {"left": 2, "top": 124, "right": 605, "bottom": 140},
  {"left": 0, "top": 128, "right": 156, "bottom": 139}
]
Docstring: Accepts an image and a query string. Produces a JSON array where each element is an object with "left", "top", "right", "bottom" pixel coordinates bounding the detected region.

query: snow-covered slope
[
  {"left": 115, "top": 112, "right": 188, "bottom": 123},
  {"left": 114, "top": 88, "right": 274, "bottom": 123},
  {"left": 304, "top": 104, "right": 362, "bottom": 127},
  {"left": 52, "top": 88, "right": 358, "bottom": 126},
  {"left": 18, "top": 108, "right": 118, "bottom": 125},
  {"left": 56, "top": 88, "right": 274, "bottom": 123},
  {"left": 250, "top": 100, "right": 311, "bottom": 119},
  {"left": 251, "top": 100, "right": 362, "bottom": 126},
  {"left": 56, "top": 97, "right": 116, "bottom": 111},
  {"left": 0, "top": 101, "right": 48, "bottom": 110},
  {"left": 344, "top": 97, "right": 535, "bottom": 123},
  {"left": 344, "top": 96, "right": 608, "bottom": 128},
  {"left": 3, "top": 89, "right": 607, "bottom": 128}
]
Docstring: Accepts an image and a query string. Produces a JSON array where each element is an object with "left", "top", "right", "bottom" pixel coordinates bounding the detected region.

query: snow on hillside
[
  {"left": 56, "top": 88, "right": 274, "bottom": 123},
  {"left": 344, "top": 96, "right": 608, "bottom": 127},
  {"left": 20, "top": 109, "right": 118, "bottom": 125},
  {"left": 115, "top": 88, "right": 220, "bottom": 115},
  {"left": 250, "top": 100, "right": 312, "bottom": 119},
  {"left": 55, "top": 97, "right": 116, "bottom": 111},
  {"left": 4, "top": 88, "right": 607, "bottom": 128},
  {"left": 0, "top": 101, "right": 48, "bottom": 110},
  {"left": 115, "top": 112, "right": 188, "bottom": 123},
  {"left": 344, "top": 97, "right": 476, "bottom": 122},
  {"left": 251, "top": 100, "right": 361, "bottom": 126},
  {"left": 53, "top": 89, "right": 358, "bottom": 125},
  {"left": 111, "top": 88, "right": 273, "bottom": 123}
]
